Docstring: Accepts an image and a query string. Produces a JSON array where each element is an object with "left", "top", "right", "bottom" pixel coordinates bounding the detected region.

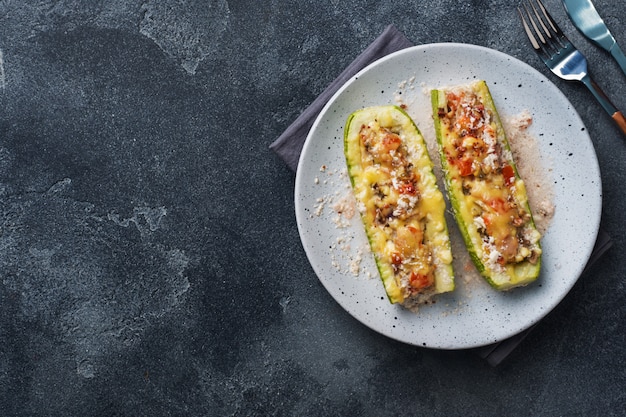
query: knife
[{"left": 562, "top": 0, "right": 626, "bottom": 77}]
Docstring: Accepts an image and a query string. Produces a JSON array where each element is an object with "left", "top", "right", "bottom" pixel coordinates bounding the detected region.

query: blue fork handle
[{"left": 581, "top": 75, "right": 626, "bottom": 135}]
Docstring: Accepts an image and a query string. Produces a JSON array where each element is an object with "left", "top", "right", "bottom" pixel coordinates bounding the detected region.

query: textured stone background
[{"left": 0, "top": 0, "right": 624, "bottom": 415}]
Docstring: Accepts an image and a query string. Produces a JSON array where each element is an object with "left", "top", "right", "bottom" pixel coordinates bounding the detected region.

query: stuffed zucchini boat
[
  {"left": 344, "top": 105, "right": 454, "bottom": 307},
  {"left": 431, "top": 80, "right": 542, "bottom": 290}
]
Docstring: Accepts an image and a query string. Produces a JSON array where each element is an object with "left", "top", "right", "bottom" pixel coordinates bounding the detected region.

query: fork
[{"left": 518, "top": 0, "right": 626, "bottom": 135}]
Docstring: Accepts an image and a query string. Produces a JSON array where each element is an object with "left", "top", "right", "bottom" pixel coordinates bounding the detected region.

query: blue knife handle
[{"left": 610, "top": 43, "right": 626, "bottom": 78}]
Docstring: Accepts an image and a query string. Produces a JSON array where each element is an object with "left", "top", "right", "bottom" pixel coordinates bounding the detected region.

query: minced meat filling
[
  {"left": 359, "top": 121, "right": 436, "bottom": 295},
  {"left": 438, "top": 90, "right": 541, "bottom": 269}
]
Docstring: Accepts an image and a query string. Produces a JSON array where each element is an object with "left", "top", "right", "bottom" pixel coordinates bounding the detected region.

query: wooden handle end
[{"left": 613, "top": 111, "right": 626, "bottom": 136}]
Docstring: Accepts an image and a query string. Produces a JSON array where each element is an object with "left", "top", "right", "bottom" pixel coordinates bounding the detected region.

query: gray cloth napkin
[{"left": 270, "top": 24, "right": 613, "bottom": 365}]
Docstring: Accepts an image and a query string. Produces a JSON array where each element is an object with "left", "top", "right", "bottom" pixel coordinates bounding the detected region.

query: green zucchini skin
[
  {"left": 431, "top": 81, "right": 542, "bottom": 290},
  {"left": 344, "top": 105, "right": 454, "bottom": 306}
]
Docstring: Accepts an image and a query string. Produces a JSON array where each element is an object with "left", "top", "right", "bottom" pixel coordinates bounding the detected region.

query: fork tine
[
  {"left": 524, "top": 3, "right": 546, "bottom": 45},
  {"left": 534, "top": 0, "right": 561, "bottom": 38},
  {"left": 518, "top": 6, "right": 542, "bottom": 49},
  {"left": 529, "top": 0, "right": 553, "bottom": 42},
  {"left": 519, "top": 0, "right": 569, "bottom": 58},
  {"left": 519, "top": 2, "right": 553, "bottom": 58}
]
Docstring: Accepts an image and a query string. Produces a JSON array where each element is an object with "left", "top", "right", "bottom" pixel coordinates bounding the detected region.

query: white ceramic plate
[{"left": 294, "top": 43, "right": 602, "bottom": 349}]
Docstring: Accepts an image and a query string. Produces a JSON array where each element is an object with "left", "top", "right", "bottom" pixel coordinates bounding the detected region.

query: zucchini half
[
  {"left": 431, "top": 81, "right": 542, "bottom": 290},
  {"left": 344, "top": 105, "right": 454, "bottom": 306}
]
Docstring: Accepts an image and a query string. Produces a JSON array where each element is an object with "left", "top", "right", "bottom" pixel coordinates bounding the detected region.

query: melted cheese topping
[
  {"left": 349, "top": 110, "right": 452, "bottom": 303},
  {"left": 437, "top": 87, "right": 541, "bottom": 275}
]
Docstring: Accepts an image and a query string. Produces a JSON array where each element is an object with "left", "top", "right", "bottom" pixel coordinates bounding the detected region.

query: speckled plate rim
[{"left": 294, "top": 43, "right": 602, "bottom": 350}]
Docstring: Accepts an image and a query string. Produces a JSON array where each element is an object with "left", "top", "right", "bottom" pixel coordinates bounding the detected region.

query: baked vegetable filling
[
  {"left": 359, "top": 122, "right": 436, "bottom": 294},
  {"left": 345, "top": 106, "right": 453, "bottom": 305},
  {"left": 432, "top": 81, "right": 542, "bottom": 289}
]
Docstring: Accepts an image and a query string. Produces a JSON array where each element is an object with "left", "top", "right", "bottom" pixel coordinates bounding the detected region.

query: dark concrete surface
[{"left": 0, "top": 1, "right": 624, "bottom": 415}]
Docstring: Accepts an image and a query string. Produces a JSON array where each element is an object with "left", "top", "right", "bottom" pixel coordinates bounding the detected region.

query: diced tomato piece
[
  {"left": 446, "top": 92, "right": 459, "bottom": 104},
  {"left": 502, "top": 165, "right": 515, "bottom": 186},
  {"left": 399, "top": 182, "right": 417, "bottom": 195},
  {"left": 457, "top": 158, "right": 474, "bottom": 176},
  {"left": 382, "top": 133, "right": 401, "bottom": 151},
  {"left": 391, "top": 252, "right": 402, "bottom": 266},
  {"left": 409, "top": 272, "right": 431, "bottom": 290},
  {"left": 482, "top": 214, "right": 491, "bottom": 227},
  {"left": 487, "top": 198, "right": 507, "bottom": 213}
]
